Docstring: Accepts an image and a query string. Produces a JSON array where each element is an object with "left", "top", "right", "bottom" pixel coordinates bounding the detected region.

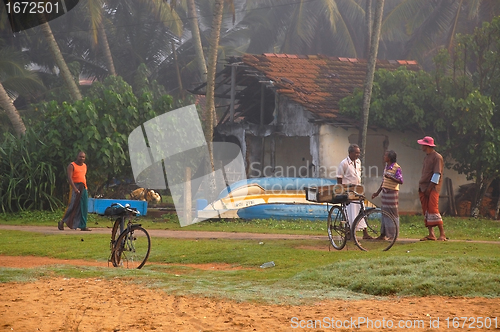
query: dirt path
[
  {"left": 1, "top": 225, "right": 500, "bottom": 331},
  {"left": 1, "top": 274, "right": 499, "bottom": 332},
  {"left": 0, "top": 224, "right": 329, "bottom": 240},
  {"left": 2, "top": 224, "right": 499, "bottom": 243}
]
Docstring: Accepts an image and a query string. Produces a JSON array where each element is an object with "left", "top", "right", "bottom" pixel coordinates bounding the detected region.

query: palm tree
[
  {"left": 364, "top": 0, "right": 372, "bottom": 58},
  {"left": 86, "top": 0, "right": 116, "bottom": 76},
  {"left": 382, "top": 0, "right": 500, "bottom": 65},
  {"left": 359, "top": 0, "right": 384, "bottom": 166},
  {"left": 103, "top": 0, "right": 182, "bottom": 88},
  {"left": 171, "top": 0, "right": 208, "bottom": 82},
  {"left": 39, "top": 21, "right": 82, "bottom": 101},
  {"left": 205, "top": 0, "right": 225, "bottom": 176},
  {"left": 0, "top": 46, "right": 45, "bottom": 136},
  {"left": 199, "top": 0, "right": 238, "bottom": 200},
  {"left": 0, "top": 82, "right": 26, "bottom": 136},
  {"left": 230, "top": 0, "right": 364, "bottom": 57},
  {"left": 153, "top": 0, "right": 246, "bottom": 98}
]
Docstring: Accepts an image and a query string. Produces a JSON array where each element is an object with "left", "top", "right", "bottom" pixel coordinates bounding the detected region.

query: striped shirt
[{"left": 382, "top": 162, "right": 403, "bottom": 191}]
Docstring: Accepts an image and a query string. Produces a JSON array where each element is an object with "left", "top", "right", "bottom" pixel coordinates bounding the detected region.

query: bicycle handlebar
[{"left": 111, "top": 202, "right": 141, "bottom": 216}]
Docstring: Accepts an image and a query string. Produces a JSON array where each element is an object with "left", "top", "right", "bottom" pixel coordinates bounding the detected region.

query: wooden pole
[
  {"left": 230, "top": 65, "right": 236, "bottom": 122},
  {"left": 184, "top": 167, "right": 192, "bottom": 223}
]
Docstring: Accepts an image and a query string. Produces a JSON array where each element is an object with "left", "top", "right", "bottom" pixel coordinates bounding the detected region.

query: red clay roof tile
[{"left": 241, "top": 53, "right": 420, "bottom": 121}]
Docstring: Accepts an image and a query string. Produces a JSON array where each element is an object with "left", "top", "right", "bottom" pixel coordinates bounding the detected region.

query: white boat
[{"left": 197, "top": 177, "right": 337, "bottom": 220}]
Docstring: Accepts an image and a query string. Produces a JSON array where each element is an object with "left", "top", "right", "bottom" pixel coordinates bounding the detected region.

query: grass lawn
[{"left": 0, "top": 210, "right": 499, "bottom": 303}]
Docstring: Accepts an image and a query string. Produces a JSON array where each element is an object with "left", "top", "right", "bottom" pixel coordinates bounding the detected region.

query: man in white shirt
[{"left": 337, "top": 144, "right": 372, "bottom": 239}]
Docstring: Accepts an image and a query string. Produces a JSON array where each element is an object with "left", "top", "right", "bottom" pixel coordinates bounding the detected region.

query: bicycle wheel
[
  {"left": 352, "top": 208, "right": 398, "bottom": 251},
  {"left": 109, "top": 218, "right": 124, "bottom": 266},
  {"left": 110, "top": 218, "right": 122, "bottom": 246},
  {"left": 327, "top": 206, "right": 348, "bottom": 250},
  {"left": 113, "top": 226, "right": 151, "bottom": 269}
]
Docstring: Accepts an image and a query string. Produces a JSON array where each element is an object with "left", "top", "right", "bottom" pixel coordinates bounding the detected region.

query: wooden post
[
  {"left": 447, "top": 178, "right": 457, "bottom": 216},
  {"left": 495, "top": 181, "right": 500, "bottom": 220},
  {"left": 171, "top": 40, "right": 185, "bottom": 99},
  {"left": 260, "top": 84, "right": 265, "bottom": 125},
  {"left": 230, "top": 65, "right": 236, "bottom": 122},
  {"left": 184, "top": 167, "right": 192, "bottom": 223}
]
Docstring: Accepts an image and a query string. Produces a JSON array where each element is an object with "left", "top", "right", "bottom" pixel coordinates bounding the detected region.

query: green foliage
[
  {"left": 29, "top": 75, "right": 173, "bottom": 196},
  {"left": 340, "top": 67, "right": 438, "bottom": 132},
  {"left": 340, "top": 16, "right": 500, "bottom": 215},
  {"left": 0, "top": 130, "right": 62, "bottom": 212},
  {"left": 0, "top": 46, "right": 45, "bottom": 100},
  {"left": 0, "top": 74, "right": 174, "bottom": 212}
]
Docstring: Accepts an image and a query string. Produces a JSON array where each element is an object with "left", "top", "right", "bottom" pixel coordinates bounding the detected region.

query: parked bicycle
[
  {"left": 327, "top": 191, "right": 398, "bottom": 251},
  {"left": 306, "top": 184, "right": 398, "bottom": 251},
  {"left": 106, "top": 203, "right": 151, "bottom": 269}
]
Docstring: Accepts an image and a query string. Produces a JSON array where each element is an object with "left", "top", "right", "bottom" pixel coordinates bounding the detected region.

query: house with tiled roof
[{"left": 190, "top": 53, "right": 468, "bottom": 213}]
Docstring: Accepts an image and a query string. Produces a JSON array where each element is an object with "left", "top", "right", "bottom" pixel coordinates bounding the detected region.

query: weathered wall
[
  {"left": 276, "top": 95, "right": 316, "bottom": 136},
  {"left": 245, "top": 96, "right": 319, "bottom": 177}
]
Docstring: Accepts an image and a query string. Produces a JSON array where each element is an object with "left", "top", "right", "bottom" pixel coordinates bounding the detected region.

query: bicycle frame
[
  {"left": 334, "top": 198, "right": 366, "bottom": 233},
  {"left": 327, "top": 194, "right": 397, "bottom": 251}
]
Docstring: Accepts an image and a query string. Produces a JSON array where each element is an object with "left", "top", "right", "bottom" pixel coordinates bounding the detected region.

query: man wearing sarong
[
  {"left": 372, "top": 150, "right": 403, "bottom": 240},
  {"left": 58, "top": 151, "right": 91, "bottom": 231},
  {"left": 337, "top": 144, "right": 372, "bottom": 239},
  {"left": 417, "top": 136, "right": 446, "bottom": 241}
]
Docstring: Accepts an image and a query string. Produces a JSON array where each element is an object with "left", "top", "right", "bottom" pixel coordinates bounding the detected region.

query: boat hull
[{"left": 237, "top": 203, "right": 332, "bottom": 221}]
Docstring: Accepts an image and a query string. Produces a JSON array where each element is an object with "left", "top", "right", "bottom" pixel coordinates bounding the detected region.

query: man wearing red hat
[{"left": 417, "top": 136, "right": 446, "bottom": 241}]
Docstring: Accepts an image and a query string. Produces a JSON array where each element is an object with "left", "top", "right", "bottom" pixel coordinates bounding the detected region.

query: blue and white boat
[
  {"left": 197, "top": 177, "right": 338, "bottom": 221},
  {"left": 236, "top": 203, "right": 331, "bottom": 220}
]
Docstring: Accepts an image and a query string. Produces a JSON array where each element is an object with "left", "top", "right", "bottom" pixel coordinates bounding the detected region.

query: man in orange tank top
[{"left": 58, "top": 151, "right": 91, "bottom": 231}]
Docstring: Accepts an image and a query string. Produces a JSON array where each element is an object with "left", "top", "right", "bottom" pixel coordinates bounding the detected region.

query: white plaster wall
[
  {"left": 319, "top": 125, "right": 472, "bottom": 213},
  {"left": 318, "top": 125, "right": 354, "bottom": 179}
]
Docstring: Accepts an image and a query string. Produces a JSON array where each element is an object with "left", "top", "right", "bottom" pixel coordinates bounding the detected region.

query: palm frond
[{"left": 382, "top": 0, "right": 428, "bottom": 41}]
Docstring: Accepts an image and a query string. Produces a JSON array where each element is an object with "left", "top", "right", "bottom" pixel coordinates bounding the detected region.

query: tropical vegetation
[{"left": 340, "top": 16, "right": 500, "bottom": 217}]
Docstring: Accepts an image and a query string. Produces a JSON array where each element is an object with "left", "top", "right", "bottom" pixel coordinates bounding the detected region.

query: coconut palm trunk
[
  {"left": 39, "top": 21, "right": 82, "bottom": 101},
  {"left": 203, "top": 0, "right": 225, "bottom": 200},
  {"left": 205, "top": 0, "right": 224, "bottom": 165},
  {"left": 359, "top": 0, "right": 384, "bottom": 168},
  {"left": 187, "top": 0, "right": 207, "bottom": 82},
  {"left": 98, "top": 26, "right": 116, "bottom": 76},
  {"left": 87, "top": 0, "right": 116, "bottom": 76},
  {"left": 364, "top": 0, "right": 372, "bottom": 58},
  {"left": 0, "top": 82, "right": 26, "bottom": 136}
]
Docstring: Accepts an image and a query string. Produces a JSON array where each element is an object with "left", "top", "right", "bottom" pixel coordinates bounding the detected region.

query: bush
[{"left": 0, "top": 130, "right": 62, "bottom": 212}]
